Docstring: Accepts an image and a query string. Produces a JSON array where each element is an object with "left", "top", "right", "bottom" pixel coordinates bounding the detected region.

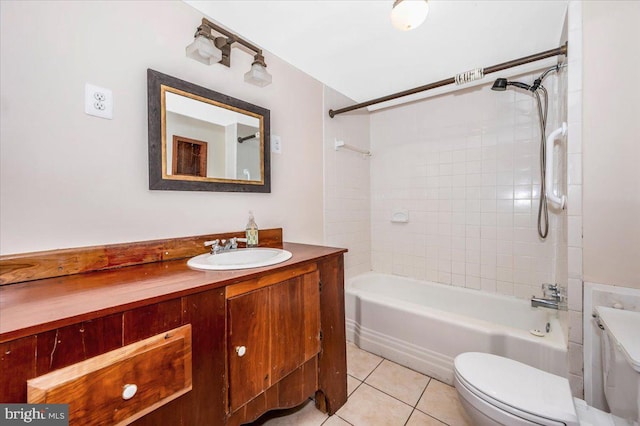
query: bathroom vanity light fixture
[
  {"left": 185, "top": 18, "right": 272, "bottom": 87},
  {"left": 390, "top": 0, "right": 429, "bottom": 31},
  {"left": 244, "top": 53, "right": 272, "bottom": 87}
]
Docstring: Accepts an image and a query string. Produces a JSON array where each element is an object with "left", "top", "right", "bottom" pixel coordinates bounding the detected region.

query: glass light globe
[
  {"left": 185, "top": 35, "right": 222, "bottom": 65},
  {"left": 391, "top": 0, "right": 429, "bottom": 31},
  {"left": 244, "top": 63, "right": 272, "bottom": 87}
]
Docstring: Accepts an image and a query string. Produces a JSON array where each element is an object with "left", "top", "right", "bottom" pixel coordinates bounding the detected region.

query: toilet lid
[
  {"left": 596, "top": 306, "right": 640, "bottom": 372},
  {"left": 454, "top": 352, "right": 578, "bottom": 424}
]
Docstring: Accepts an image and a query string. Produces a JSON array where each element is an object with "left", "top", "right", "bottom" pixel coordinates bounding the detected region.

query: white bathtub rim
[
  {"left": 349, "top": 271, "right": 550, "bottom": 307},
  {"left": 346, "top": 271, "right": 569, "bottom": 381},
  {"left": 352, "top": 291, "right": 567, "bottom": 351},
  {"left": 347, "top": 274, "right": 568, "bottom": 351}
]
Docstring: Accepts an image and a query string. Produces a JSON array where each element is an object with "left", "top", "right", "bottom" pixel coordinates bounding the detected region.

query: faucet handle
[
  {"left": 204, "top": 239, "right": 219, "bottom": 247},
  {"left": 204, "top": 239, "right": 222, "bottom": 254},
  {"left": 542, "top": 283, "right": 564, "bottom": 300}
]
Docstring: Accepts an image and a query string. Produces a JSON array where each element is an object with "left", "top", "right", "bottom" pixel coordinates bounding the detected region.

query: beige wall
[
  {"left": 0, "top": 1, "right": 324, "bottom": 254},
  {"left": 582, "top": 1, "right": 640, "bottom": 288}
]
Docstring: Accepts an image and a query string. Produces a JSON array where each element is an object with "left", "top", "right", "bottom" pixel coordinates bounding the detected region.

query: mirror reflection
[
  {"left": 148, "top": 69, "right": 271, "bottom": 192},
  {"left": 164, "top": 90, "right": 262, "bottom": 182}
]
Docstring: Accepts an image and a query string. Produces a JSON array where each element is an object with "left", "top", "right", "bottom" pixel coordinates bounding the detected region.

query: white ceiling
[{"left": 185, "top": 1, "right": 568, "bottom": 108}]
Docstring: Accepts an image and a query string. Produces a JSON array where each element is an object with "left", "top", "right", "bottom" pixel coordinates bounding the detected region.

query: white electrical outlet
[
  {"left": 271, "top": 135, "right": 282, "bottom": 154},
  {"left": 85, "top": 83, "right": 113, "bottom": 119}
]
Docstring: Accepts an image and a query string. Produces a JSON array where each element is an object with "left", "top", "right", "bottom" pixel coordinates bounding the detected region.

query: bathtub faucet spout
[
  {"left": 531, "top": 297, "right": 567, "bottom": 310},
  {"left": 531, "top": 283, "right": 567, "bottom": 310}
]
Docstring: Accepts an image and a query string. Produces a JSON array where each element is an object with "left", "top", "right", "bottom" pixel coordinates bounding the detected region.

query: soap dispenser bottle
[{"left": 245, "top": 211, "right": 259, "bottom": 247}]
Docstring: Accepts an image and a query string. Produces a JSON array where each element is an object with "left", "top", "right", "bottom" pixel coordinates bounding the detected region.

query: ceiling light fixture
[
  {"left": 390, "top": 0, "right": 429, "bottom": 31},
  {"left": 185, "top": 18, "right": 272, "bottom": 87}
]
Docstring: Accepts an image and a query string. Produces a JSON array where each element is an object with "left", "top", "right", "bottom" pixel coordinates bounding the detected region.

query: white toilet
[{"left": 454, "top": 306, "right": 640, "bottom": 425}]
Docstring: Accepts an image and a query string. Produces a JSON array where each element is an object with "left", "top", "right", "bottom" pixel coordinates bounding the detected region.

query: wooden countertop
[{"left": 0, "top": 242, "right": 346, "bottom": 343}]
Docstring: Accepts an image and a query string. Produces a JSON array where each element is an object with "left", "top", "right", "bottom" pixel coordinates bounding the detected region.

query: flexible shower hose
[{"left": 534, "top": 88, "right": 549, "bottom": 239}]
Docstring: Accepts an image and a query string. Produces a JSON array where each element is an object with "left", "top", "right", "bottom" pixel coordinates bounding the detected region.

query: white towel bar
[{"left": 335, "top": 139, "right": 371, "bottom": 157}]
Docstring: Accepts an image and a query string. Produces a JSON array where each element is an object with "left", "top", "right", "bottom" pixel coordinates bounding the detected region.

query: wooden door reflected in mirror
[{"left": 172, "top": 136, "right": 207, "bottom": 178}]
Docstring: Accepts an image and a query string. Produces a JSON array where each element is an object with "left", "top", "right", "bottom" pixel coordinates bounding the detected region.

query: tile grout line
[
  {"left": 359, "top": 381, "right": 415, "bottom": 411},
  {"left": 411, "top": 380, "right": 454, "bottom": 426},
  {"left": 362, "top": 357, "right": 432, "bottom": 411},
  {"left": 359, "top": 357, "right": 417, "bottom": 410},
  {"left": 402, "top": 376, "right": 431, "bottom": 426},
  {"left": 330, "top": 353, "right": 383, "bottom": 426},
  {"left": 348, "top": 348, "right": 459, "bottom": 426},
  {"left": 347, "top": 373, "right": 364, "bottom": 397},
  {"left": 403, "top": 408, "right": 416, "bottom": 426},
  {"left": 337, "top": 414, "right": 355, "bottom": 426},
  {"left": 358, "top": 356, "right": 385, "bottom": 383},
  {"left": 353, "top": 353, "right": 441, "bottom": 425}
]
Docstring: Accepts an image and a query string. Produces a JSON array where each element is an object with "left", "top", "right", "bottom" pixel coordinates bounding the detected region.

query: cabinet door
[
  {"left": 227, "top": 286, "right": 271, "bottom": 412},
  {"left": 227, "top": 270, "right": 321, "bottom": 412},
  {"left": 271, "top": 271, "right": 321, "bottom": 383}
]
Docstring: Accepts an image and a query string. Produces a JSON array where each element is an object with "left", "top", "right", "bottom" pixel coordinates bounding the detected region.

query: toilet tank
[{"left": 596, "top": 306, "right": 640, "bottom": 423}]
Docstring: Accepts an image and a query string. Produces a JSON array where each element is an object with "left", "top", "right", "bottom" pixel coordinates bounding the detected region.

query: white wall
[
  {"left": 0, "top": 1, "right": 324, "bottom": 254},
  {"left": 323, "top": 87, "right": 371, "bottom": 279},
  {"left": 582, "top": 1, "right": 640, "bottom": 289}
]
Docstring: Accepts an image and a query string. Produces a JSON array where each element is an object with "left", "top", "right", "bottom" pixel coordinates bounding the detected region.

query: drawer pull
[
  {"left": 122, "top": 384, "right": 138, "bottom": 400},
  {"left": 235, "top": 346, "right": 247, "bottom": 357}
]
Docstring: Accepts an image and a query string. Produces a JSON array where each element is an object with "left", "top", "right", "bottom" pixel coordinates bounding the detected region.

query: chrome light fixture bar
[{"left": 186, "top": 18, "right": 272, "bottom": 87}]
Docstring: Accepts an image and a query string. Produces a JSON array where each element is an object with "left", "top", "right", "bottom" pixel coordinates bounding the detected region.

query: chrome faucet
[
  {"left": 531, "top": 283, "right": 567, "bottom": 310},
  {"left": 204, "top": 237, "right": 247, "bottom": 254}
]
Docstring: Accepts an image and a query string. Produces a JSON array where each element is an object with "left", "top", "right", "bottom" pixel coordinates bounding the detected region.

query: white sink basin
[{"left": 187, "top": 248, "right": 292, "bottom": 271}]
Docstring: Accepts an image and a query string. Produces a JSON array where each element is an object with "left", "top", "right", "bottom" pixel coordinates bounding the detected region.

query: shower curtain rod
[{"left": 328, "top": 42, "right": 568, "bottom": 118}]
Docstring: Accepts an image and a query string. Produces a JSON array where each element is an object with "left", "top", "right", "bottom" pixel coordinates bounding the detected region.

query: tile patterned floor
[{"left": 251, "top": 343, "right": 471, "bottom": 426}]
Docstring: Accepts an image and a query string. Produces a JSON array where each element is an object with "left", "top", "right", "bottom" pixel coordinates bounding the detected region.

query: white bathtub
[{"left": 346, "top": 272, "right": 568, "bottom": 385}]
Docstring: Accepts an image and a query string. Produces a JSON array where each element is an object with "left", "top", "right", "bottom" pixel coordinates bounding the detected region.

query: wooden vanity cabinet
[
  {"left": 227, "top": 268, "right": 321, "bottom": 412},
  {"left": 0, "top": 236, "right": 347, "bottom": 426}
]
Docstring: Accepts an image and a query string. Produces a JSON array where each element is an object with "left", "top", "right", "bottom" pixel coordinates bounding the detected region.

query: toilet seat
[{"left": 454, "top": 352, "right": 580, "bottom": 426}]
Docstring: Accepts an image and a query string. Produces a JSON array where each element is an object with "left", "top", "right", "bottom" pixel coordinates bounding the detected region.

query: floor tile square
[
  {"left": 322, "top": 415, "right": 352, "bottom": 426},
  {"left": 364, "top": 359, "right": 431, "bottom": 406},
  {"left": 346, "top": 342, "right": 383, "bottom": 380},
  {"left": 416, "top": 380, "right": 471, "bottom": 426},
  {"left": 336, "top": 383, "right": 413, "bottom": 426},
  {"left": 406, "top": 410, "right": 447, "bottom": 425}
]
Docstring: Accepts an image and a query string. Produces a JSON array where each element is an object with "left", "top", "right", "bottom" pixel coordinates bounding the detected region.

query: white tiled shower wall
[
  {"left": 323, "top": 86, "right": 372, "bottom": 279},
  {"left": 369, "top": 68, "right": 567, "bottom": 301}
]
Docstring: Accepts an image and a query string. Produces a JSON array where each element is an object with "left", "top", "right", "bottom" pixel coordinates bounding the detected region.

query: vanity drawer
[{"left": 27, "top": 324, "right": 192, "bottom": 425}]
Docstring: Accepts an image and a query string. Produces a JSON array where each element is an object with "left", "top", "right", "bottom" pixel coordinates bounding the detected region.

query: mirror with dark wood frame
[{"left": 147, "top": 69, "right": 271, "bottom": 192}]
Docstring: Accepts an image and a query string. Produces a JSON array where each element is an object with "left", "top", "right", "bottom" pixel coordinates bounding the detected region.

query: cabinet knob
[
  {"left": 122, "top": 384, "right": 138, "bottom": 400},
  {"left": 235, "top": 346, "right": 247, "bottom": 357}
]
